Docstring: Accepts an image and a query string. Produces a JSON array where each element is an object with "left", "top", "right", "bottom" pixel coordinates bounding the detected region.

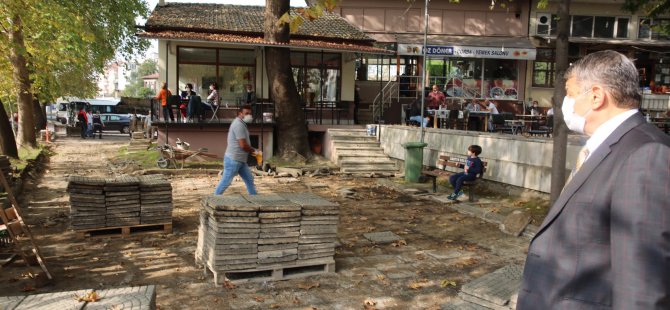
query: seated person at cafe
[
  {"left": 466, "top": 100, "right": 482, "bottom": 131},
  {"left": 426, "top": 84, "right": 446, "bottom": 109},
  {"left": 480, "top": 99, "right": 499, "bottom": 131},
  {"left": 181, "top": 83, "right": 197, "bottom": 122},
  {"left": 529, "top": 100, "right": 540, "bottom": 115},
  {"left": 546, "top": 107, "right": 554, "bottom": 116},
  {"left": 244, "top": 84, "right": 258, "bottom": 119},
  {"left": 207, "top": 82, "right": 220, "bottom": 107},
  {"left": 408, "top": 99, "right": 429, "bottom": 127}
]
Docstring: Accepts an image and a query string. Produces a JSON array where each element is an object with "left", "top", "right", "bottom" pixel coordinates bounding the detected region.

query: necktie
[{"left": 566, "top": 146, "right": 590, "bottom": 186}]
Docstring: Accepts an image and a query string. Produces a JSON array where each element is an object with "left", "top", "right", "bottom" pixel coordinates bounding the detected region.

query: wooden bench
[{"left": 421, "top": 155, "right": 488, "bottom": 202}]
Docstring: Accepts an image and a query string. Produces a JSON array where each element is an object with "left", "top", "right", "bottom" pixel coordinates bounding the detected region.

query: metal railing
[{"left": 371, "top": 77, "right": 399, "bottom": 123}]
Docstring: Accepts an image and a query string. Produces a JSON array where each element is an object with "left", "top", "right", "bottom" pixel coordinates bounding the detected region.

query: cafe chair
[
  {"left": 446, "top": 109, "right": 459, "bottom": 129},
  {"left": 167, "top": 95, "right": 182, "bottom": 122},
  {"left": 492, "top": 114, "right": 513, "bottom": 134},
  {"left": 209, "top": 97, "right": 222, "bottom": 121},
  {"left": 529, "top": 115, "right": 553, "bottom": 137}
]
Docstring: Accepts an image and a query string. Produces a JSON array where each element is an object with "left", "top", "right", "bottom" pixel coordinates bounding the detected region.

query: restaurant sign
[{"left": 398, "top": 44, "right": 536, "bottom": 60}]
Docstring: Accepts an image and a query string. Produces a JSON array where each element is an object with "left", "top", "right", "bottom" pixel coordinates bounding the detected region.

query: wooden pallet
[
  {"left": 75, "top": 222, "right": 172, "bottom": 238},
  {"left": 199, "top": 256, "right": 335, "bottom": 285}
]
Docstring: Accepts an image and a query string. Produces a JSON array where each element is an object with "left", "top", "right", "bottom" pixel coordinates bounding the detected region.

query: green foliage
[
  {"left": 279, "top": 0, "right": 339, "bottom": 33},
  {"left": 0, "top": 0, "right": 150, "bottom": 104},
  {"left": 623, "top": 0, "right": 670, "bottom": 34},
  {"left": 122, "top": 59, "right": 158, "bottom": 98}
]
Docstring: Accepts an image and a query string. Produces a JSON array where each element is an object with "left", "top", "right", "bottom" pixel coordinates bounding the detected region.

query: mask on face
[
  {"left": 243, "top": 115, "right": 253, "bottom": 123},
  {"left": 561, "top": 92, "right": 592, "bottom": 134}
]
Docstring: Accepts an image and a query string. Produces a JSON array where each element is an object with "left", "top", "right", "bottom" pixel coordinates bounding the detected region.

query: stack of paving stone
[
  {"left": 282, "top": 193, "right": 339, "bottom": 261},
  {"left": 196, "top": 193, "right": 339, "bottom": 277},
  {"left": 0, "top": 155, "right": 12, "bottom": 188},
  {"left": 138, "top": 175, "right": 173, "bottom": 224},
  {"left": 198, "top": 195, "right": 260, "bottom": 271},
  {"left": 248, "top": 194, "right": 301, "bottom": 266},
  {"left": 67, "top": 176, "right": 107, "bottom": 229},
  {"left": 104, "top": 176, "right": 141, "bottom": 227}
]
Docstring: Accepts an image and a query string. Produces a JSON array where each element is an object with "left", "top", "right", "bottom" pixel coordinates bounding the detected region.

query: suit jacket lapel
[{"left": 532, "top": 113, "right": 646, "bottom": 241}]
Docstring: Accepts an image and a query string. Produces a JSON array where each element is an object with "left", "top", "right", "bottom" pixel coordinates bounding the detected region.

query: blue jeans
[
  {"left": 409, "top": 116, "right": 429, "bottom": 127},
  {"left": 214, "top": 156, "right": 257, "bottom": 195},
  {"left": 449, "top": 172, "right": 476, "bottom": 194}
]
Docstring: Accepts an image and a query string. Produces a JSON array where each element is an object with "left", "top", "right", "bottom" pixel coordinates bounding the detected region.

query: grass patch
[
  {"left": 116, "top": 144, "right": 221, "bottom": 170},
  {"left": 10, "top": 146, "right": 45, "bottom": 172}
]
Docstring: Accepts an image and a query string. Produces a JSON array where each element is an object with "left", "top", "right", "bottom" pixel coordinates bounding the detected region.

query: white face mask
[
  {"left": 243, "top": 115, "right": 253, "bottom": 123},
  {"left": 561, "top": 90, "right": 592, "bottom": 134}
]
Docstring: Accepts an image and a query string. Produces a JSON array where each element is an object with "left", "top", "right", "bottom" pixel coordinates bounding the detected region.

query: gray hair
[{"left": 564, "top": 50, "right": 641, "bottom": 109}]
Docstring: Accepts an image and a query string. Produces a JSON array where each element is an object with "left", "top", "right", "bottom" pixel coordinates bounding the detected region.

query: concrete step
[
  {"left": 327, "top": 128, "right": 368, "bottom": 135},
  {"left": 333, "top": 141, "right": 380, "bottom": 148},
  {"left": 339, "top": 157, "right": 395, "bottom": 164},
  {"left": 334, "top": 146, "right": 384, "bottom": 152},
  {"left": 330, "top": 135, "right": 377, "bottom": 142},
  {"left": 340, "top": 166, "right": 398, "bottom": 173},
  {"left": 337, "top": 150, "right": 386, "bottom": 157}
]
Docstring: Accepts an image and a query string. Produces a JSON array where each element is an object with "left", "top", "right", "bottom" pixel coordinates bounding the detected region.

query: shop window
[
  {"left": 177, "top": 47, "right": 255, "bottom": 104},
  {"left": 616, "top": 18, "right": 629, "bottom": 38},
  {"left": 639, "top": 18, "right": 670, "bottom": 40},
  {"left": 484, "top": 59, "right": 518, "bottom": 99},
  {"left": 572, "top": 16, "right": 594, "bottom": 37},
  {"left": 532, "top": 49, "right": 556, "bottom": 88},
  {"left": 594, "top": 16, "right": 616, "bottom": 38},
  {"left": 291, "top": 52, "right": 341, "bottom": 106}
]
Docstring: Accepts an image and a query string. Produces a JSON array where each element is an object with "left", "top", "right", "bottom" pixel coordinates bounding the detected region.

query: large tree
[
  {"left": 0, "top": 99, "right": 18, "bottom": 158},
  {"left": 264, "top": 0, "right": 312, "bottom": 161},
  {"left": 624, "top": 0, "right": 670, "bottom": 34},
  {"left": 548, "top": 0, "right": 571, "bottom": 204},
  {"left": 0, "top": 0, "right": 148, "bottom": 149}
]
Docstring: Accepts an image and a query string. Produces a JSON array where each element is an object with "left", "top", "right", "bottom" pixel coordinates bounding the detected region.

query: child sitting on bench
[{"left": 448, "top": 145, "right": 483, "bottom": 200}]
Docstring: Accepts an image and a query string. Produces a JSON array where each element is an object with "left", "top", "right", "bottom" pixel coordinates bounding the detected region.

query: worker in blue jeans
[
  {"left": 448, "top": 145, "right": 483, "bottom": 200},
  {"left": 214, "top": 105, "right": 257, "bottom": 195}
]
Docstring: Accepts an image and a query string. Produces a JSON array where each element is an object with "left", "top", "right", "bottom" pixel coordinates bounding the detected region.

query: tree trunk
[
  {"left": 33, "top": 98, "right": 47, "bottom": 132},
  {"left": 0, "top": 100, "right": 19, "bottom": 158},
  {"left": 549, "top": 0, "right": 571, "bottom": 204},
  {"left": 8, "top": 14, "right": 37, "bottom": 148},
  {"left": 264, "top": 0, "right": 311, "bottom": 161}
]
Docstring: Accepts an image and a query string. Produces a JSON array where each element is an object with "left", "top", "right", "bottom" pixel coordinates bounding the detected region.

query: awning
[
  {"left": 395, "top": 35, "right": 536, "bottom": 60},
  {"left": 138, "top": 30, "right": 394, "bottom": 55}
]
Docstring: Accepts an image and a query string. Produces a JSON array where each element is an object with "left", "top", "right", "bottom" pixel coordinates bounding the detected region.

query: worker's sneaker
[
  {"left": 455, "top": 190, "right": 465, "bottom": 198},
  {"left": 447, "top": 193, "right": 457, "bottom": 200}
]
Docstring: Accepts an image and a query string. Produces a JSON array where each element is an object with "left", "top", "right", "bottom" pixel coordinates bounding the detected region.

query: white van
[{"left": 56, "top": 98, "right": 122, "bottom": 125}]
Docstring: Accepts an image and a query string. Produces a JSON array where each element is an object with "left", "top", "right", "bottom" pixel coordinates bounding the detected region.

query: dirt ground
[{"left": 2, "top": 134, "right": 536, "bottom": 309}]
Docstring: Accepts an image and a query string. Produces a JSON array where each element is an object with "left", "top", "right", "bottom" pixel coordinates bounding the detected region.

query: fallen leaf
[
  {"left": 292, "top": 296, "right": 300, "bottom": 304},
  {"left": 440, "top": 280, "right": 458, "bottom": 287},
  {"left": 408, "top": 279, "right": 430, "bottom": 290},
  {"left": 254, "top": 296, "right": 264, "bottom": 302},
  {"left": 270, "top": 304, "right": 280, "bottom": 308},
  {"left": 298, "top": 282, "right": 320, "bottom": 290},
  {"left": 21, "top": 284, "right": 35, "bottom": 292},
  {"left": 223, "top": 280, "right": 236, "bottom": 289},
  {"left": 74, "top": 291, "right": 99, "bottom": 302},
  {"left": 363, "top": 299, "right": 377, "bottom": 310},
  {"left": 391, "top": 240, "right": 407, "bottom": 247}
]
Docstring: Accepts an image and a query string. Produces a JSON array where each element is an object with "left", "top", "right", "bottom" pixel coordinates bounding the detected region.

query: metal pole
[{"left": 419, "top": 0, "right": 429, "bottom": 143}]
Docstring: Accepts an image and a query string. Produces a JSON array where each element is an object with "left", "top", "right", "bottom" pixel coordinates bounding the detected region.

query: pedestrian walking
[
  {"left": 516, "top": 50, "right": 670, "bottom": 309},
  {"left": 213, "top": 105, "right": 258, "bottom": 195},
  {"left": 92, "top": 112, "right": 104, "bottom": 139},
  {"left": 77, "top": 108, "right": 88, "bottom": 139}
]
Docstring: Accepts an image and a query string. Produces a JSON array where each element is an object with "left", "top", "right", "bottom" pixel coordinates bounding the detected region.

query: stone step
[
  {"left": 337, "top": 150, "right": 386, "bottom": 157},
  {"left": 340, "top": 166, "right": 398, "bottom": 173},
  {"left": 327, "top": 128, "right": 367, "bottom": 135},
  {"left": 332, "top": 141, "right": 380, "bottom": 148},
  {"left": 339, "top": 157, "right": 396, "bottom": 164},
  {"left": 334, "top": 146, "right": 384, "bottom": 152},
  {"left": 329, "top": 134, "right": 376, "bottom": 142}
]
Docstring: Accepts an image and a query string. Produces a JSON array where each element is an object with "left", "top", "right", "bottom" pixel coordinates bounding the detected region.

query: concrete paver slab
[
  {"left": 459, "top": 264, "right": 523, "bottom": 307},
  {"left": 0, "top": 295, "right": 26, "bottom": 310},
  {"left": 15, "top": 289, "right": 90, "bottom": 310},
  {"left": 86, "top": 285, "right": 156, "bottom": 310},
  {"left": 363, "top": 231, "right": 402, "bottom": 244}
]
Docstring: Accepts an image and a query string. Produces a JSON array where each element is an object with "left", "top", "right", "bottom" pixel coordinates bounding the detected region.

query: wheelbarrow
[{"left": 155, "top": 144, "right": 215, "bottom": 169}]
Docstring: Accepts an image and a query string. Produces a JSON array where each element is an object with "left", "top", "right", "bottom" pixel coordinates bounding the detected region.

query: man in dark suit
[{"left": 517, "top": 50, "right": 670, "bottom": 309}]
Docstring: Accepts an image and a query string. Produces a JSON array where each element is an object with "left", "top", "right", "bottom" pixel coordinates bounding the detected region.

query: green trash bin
[{"left": 402, "top": 142, "right": 428, "bottom": 182}]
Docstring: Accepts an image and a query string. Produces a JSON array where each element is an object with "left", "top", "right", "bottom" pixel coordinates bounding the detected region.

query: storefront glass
[
  {"left": 291, "top": 52, "right": 341, "bottom": 106},
  {"left": 423, "top": 57, "right": 520, "bottom": 100},
  {"left": 177, "top": 47, "right": 255, "bottom": 104}
]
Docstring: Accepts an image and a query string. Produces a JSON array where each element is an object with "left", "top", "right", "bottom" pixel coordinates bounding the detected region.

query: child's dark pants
[{"left": 449, "top": 172, "right": 477, "bottom": 194}]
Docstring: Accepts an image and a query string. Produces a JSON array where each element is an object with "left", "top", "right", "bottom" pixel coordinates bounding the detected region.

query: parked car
[{"left": 101, "top": 114, "right": 131, "bottom": 133}]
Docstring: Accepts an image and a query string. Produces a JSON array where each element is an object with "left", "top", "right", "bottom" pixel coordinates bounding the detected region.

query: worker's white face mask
[
  {"left": 243, "top": 115, "right": 253, "bottom": 123},
  {"left": 561, "top": 90, "right": 592, "bottom": 134}
]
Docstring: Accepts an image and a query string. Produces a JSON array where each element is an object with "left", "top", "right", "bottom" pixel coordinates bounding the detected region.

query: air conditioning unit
[{"left": 537, "top": 13, "right": 552, "bottom": 36}]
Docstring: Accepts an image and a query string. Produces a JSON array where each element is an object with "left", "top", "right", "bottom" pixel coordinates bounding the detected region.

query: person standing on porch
[
  {"left": 354, "top": 85, "right": 361, "bottom": 125},
  {"left": 426, "top": 84, "right": 445, "bottom": 109},
  {"left": 154, "top": 82, "right": 173, "bottom": 122},
  {"left": 244, "top": 84, "right": 257, "bottom": 120},
  {"left": 214, "top": 105, "right": 258, "bottom": 195}
]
